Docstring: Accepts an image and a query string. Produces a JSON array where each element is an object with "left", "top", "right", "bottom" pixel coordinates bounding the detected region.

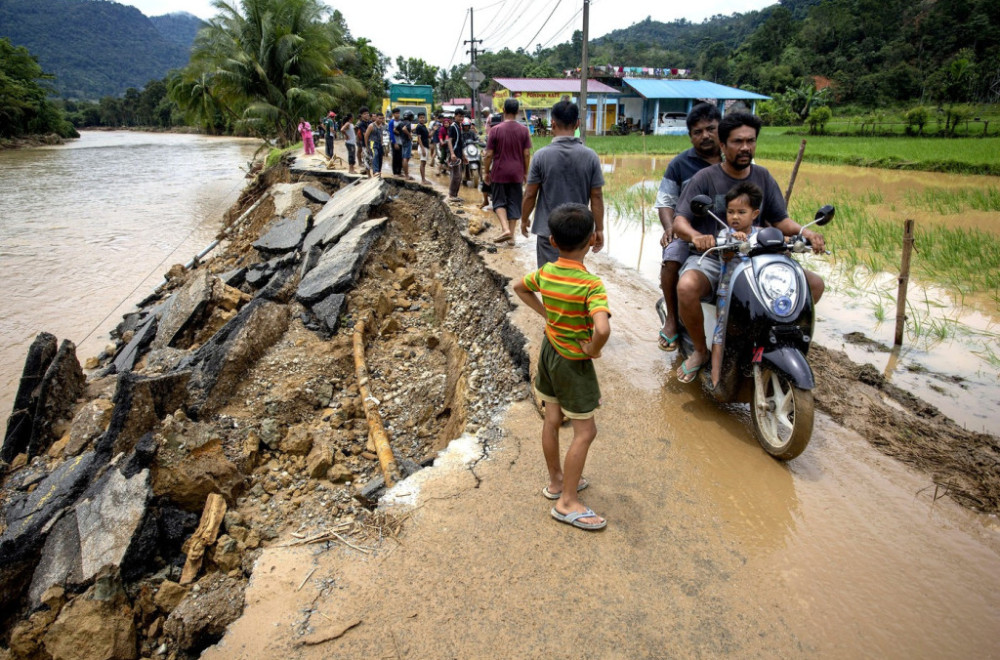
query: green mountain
[{"left": 0, "top": 0, "right": 204, "bottom": 99}]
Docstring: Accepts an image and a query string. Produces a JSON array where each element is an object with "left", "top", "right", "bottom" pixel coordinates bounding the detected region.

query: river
[{"left": 0, "top": 130, "right": 260, "bottom": 423}]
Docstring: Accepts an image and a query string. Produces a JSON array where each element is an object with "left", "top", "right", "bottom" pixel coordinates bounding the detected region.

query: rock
[
  {"left": 296, "top": 217, "right": 388, "bottom": 304},
  {"left": 211, "top": 534, "right": 242, "bottom": 573},
  {"left": 27, "top": 510, "right": 84, "bottom": 608},
  {"left": 0, "top": 450, "right": 101, "bottom": 606},
  {"left": 219, "top": 267, "right": 246, "bottom": 288},
  {"left": 302, "top": 185, "right": 331, "bottom": 204},
  {"left": 253, "top": 212, "right": 312, "bottom": 256},
  {"left": 165, "top": 264, "right": 186, "bottom": 280},
  {"left": 327, "top": 463, "right": 353, "bottom": 483},
  {"left": 258, "top": 419, "right": 280, "bottom": 449},
  {"left": 300, "top": 178, "right": 387, "bottom": 258},
  {"left": 183, "top": 299, "right": 290, "bottom": 417},
  {"left": 280, "top": 423, "right": 313, "bottom": 456},
  {"left": 14, "top": 339, "right": 86, "bottom": 459},
  {"left": 84, "top": 356, "right": 100, "bottom": 369},
  {"left": 398, "top": 272, "right": 416, "bottom": 289},
  {"left": 152, "top": 438, "right": 244, "bottom": 512},
  {"left": 306, "top": 441, "right": 333, "bottom": 479},
  {"left": 468, "top": 216, "right": 485, "bottom": 235},
  {"left": 151, "top": 270, "right": 215, "bottom": 350},
  {"left": 310, "top": 292, "right": 347, "bottom": 335},
  {"left": 9, "top": 608, "right": 59, "bottom": 659},
  {"left": 43, "top": 573, "right": 138, "bottom": 660},
  {"left": 100, "top": 370, "right": 191, "bottom": 458},
  {"left": 154, "top": 580, "right": 188, "bottom": 614},
  {"left": 66, "top": 399, "right": 114, "bottom": 456},
  {"left": 163, "top": 574, "right": 245, "bottom": 654},
  {"left": 109, "top": 314, "right": 158, "bottom": 375},
  {"left": 75, "top": 469, "right": 152, "bottom": 580},
  {"left": 47, "top": 434, "right": 69, "bottom": 458},
  {"left": 380, "top": 317, "right": 401, "bottom": 336},
  {"left": 41, "top": 585, "right": 67, "bottom": 610}
]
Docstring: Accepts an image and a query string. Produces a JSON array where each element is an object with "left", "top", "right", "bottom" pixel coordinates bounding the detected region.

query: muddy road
[{"left": 204, "top": 162, "right": 1000, "bottom": 658}]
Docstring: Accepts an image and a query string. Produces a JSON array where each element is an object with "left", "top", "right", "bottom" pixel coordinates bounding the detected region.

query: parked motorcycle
[
  {"left": 657, "top": 194, "right": 834, "bottom": 460},
  {"left": 462, "top": 128, "right": 485, "bottom": 188}
]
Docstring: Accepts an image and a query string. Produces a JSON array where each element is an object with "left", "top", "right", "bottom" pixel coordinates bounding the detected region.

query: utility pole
[
  {"left": 578, "top": 0, "right": 590, "bottom": 143},
  {"left": 464, "top": 8, "right": 482, "bottom": 65},
  {"left": 464, "top": 7, "right": 484, "bottom": 126}
]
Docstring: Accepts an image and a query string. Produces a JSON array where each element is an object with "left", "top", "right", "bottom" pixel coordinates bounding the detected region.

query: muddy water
[
  {"left": 599, "top": 155, "right": 1000, "bottom": 431},
  {"left": 0, "top": 131, "right": 260, "bottom": 421}
]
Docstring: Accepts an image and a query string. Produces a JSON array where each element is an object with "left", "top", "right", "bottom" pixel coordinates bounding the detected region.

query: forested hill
[
  {"left": 0, "top": 0, "right": 204, "bottom": 99},
  {"left": 557, "top": 0, "right": 999, "bottom": 105}
]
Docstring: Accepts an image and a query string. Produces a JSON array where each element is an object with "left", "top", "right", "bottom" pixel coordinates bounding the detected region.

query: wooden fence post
[
  {"left": 784, "top": 139, "right": 807, "bottom": 205},
  {"left": 894, "top": 219, "right": 916, "bottom": 346}
]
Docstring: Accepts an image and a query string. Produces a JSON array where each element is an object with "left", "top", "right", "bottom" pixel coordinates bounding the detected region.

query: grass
[
  {"left": 265, "top": 142, "right": 301, "bottom": 168},
  {"left": 534, "top": 131, "right": 1000, "bottom": 175}
]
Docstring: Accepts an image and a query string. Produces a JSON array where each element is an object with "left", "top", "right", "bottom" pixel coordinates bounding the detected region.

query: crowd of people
[{"left": 299, "top": 99, "right": 826, "bottom": 533}]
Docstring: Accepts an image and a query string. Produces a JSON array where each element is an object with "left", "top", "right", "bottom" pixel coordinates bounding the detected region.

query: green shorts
[{"left": 534, "top": 336, "right": 601, "bottom": 419}]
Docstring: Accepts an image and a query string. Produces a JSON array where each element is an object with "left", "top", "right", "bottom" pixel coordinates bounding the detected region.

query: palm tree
[{"left": 183, "top": 0, "right": 364, "bottom": 144}]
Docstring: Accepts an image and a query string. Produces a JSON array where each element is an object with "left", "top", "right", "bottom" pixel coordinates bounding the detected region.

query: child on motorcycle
[
  {"left": 513, "top": 203, "right": 611, "bottom": 531},
  {"left": 711, "top": 182, "right": 762, "bottom": 388}
]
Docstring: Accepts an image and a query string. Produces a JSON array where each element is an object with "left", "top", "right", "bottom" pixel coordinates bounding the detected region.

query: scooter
[
  {"left": 462, "top": 130, "right": 485, "bottom": 188},
  {"left": 656, "top": 194, "right": 834, "bottom": 460}
]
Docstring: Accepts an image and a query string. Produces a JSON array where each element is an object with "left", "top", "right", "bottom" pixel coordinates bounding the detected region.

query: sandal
[
  {"left": 493, "top": 232, "right": 513, "bottom": 244},
  {"left": 550, "top": 506, "right": 606, "bottom": 531},
  {"left": 658, "top": 331, "right": 678, "bottom": 352},
  {"left": 676, "top": 355, "right": 708, "bottom": 384},
  {"left": 541, "top": 478, "right": 589, "bottom": 500}
]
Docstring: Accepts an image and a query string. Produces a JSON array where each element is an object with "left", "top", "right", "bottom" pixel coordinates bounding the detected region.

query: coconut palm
[{"left": 183, "top": 0, "right": 364, "bottom": 144}]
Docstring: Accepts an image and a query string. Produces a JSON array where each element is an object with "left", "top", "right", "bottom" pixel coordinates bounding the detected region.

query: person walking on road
[
  {"left": 445, "top": 109, "right": 468, "bottom": 201},
  {"left": 364, "top": 112, "right": 386, "bottom": 179},
  {"left": 653, "top": 103, "right": 722, "bottom": 352},
  {"left": 482, "top": 98, "right": 532, "bottom": 244},
  {"left": 388, "top": 107, "right": 403, "bottom": 176},
  {"left": 322, "top": 111, "right": 337, "bottom": 159},
  {"left": 414, "top": 112, "right": 432, "bottom": 184},
  {"left": 521, "top": 101, "right": 604, "bottom": 267},
  {"left": 341, "top": 113, "right": 357, "bottom": 174},
  {"left": 513, "top": 203, "right": 611, "bottom": 531},
  {"left": 297, "top": 117, "right": 315, "bottom": 155}
]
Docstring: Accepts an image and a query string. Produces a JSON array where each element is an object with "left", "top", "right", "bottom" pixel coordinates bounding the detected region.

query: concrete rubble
[{"left": 0, "top": 164, "right": 529, "bottom": 658}]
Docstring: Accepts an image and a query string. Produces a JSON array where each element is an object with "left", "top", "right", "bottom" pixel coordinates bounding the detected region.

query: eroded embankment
[{"left": 0, "top": 166, "right": 529, "bottom": 659}]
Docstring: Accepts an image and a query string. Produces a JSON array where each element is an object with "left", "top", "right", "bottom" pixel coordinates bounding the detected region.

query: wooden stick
[
  {"left": 297, "top": 567, "right": 318, "bottom": 591},
  {"left": 353, "top": 321, "right": 399, "bottom": 487},
  {"left": 894, "top": 219, "right": 916, "bottom": 346},
  {"left": 784, "top": 139, "right": 807, "bottom": 205}
]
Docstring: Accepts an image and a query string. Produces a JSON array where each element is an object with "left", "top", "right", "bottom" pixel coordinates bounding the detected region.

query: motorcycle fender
[
  {"left": 470, "top": 164, "right": 479, "bottom": 170},
  {"left": 755, "top": 346, "right": 815, "bottom": 390}
]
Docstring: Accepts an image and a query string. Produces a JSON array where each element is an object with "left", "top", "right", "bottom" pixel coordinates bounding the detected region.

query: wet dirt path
[{"left": 204, "top": 180, "right": 1000, "bottom": 657}]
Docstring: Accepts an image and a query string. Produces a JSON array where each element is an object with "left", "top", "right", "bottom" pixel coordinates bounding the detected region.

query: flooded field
[{"left": 599, "top": 155, "right": 1000, "bottom": 432}]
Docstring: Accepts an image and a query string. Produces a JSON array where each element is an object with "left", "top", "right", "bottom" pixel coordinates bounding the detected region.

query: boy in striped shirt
[{"left": 513, "top": 203, "right": 612, "bottom": 531}]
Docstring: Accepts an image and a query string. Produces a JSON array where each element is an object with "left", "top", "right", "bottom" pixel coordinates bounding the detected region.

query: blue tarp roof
[{"left": 623, "top": 78, "right": 770, "bottom": 101}]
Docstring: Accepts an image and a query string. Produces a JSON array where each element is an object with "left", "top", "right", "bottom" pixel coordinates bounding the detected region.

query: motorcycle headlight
[
  {"left": 758, "top": 263, "right": 798, "bottom": 316},
  {"left": 464, "top": 144, "right": 479, "bottom": 158}
]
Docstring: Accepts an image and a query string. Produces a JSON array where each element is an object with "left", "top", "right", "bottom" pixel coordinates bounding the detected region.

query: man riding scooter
[{"left": 672, "top": 112, "right": 826, "bottom": 383}]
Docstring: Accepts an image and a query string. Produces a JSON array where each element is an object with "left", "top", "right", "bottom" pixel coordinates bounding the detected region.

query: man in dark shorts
[
  {"left": 388, "top": 107, "right": 403, "bottom": 176},
  {"left": 672, "top": 112, "right": 827, "bottom": 383},
  {"left": 482, "top": 98, "right": 532, "bottom": 243},
  {"left": 445, "top": 109, "right": 467, "bottom": 201},
  {"left": 355, "top": 107, "right": 371, "bottom": 177},
  {"left": 414, "top": 111, "right": 431, "bottom": 184},
  {"left": 653, "top": 102, "right": 722, "bottom": 351}
]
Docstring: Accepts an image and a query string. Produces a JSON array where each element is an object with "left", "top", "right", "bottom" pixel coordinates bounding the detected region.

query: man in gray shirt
[{"left": 521, "top": 101, "right": 605, "bottom": 267}]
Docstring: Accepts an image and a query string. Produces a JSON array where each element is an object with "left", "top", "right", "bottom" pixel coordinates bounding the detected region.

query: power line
[
  {"left": 477, "top": 0, "right": 508, "bottom": 37},
  {"left": 522, "top": 0, "right": 563, "bottom": 52},
  {"left": 538, "top": 6, "right": 582, "bottom": 50},
  {"left": 482, "top": 0, "right": 556, "bottom": 48},
  {"left": 479, "top": 0, "right": 532, "bottom": 43},
  {"left": 448, "top": 9, "right": 470, "bottom": 69}
]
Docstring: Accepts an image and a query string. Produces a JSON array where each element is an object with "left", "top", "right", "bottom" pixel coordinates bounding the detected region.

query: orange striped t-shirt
[{"left": 523, "top": 257, "right": 610, "bottom": 360}]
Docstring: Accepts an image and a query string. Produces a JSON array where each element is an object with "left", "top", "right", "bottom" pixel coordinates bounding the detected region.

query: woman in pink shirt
[{"left": 297, "top": 118, "right": 315, "bottom": 155}]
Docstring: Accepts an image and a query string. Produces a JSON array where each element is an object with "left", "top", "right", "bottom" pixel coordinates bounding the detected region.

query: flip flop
[
  {"left": 550, "top": 507, "right": 606, "bottom": 531},
  {"left": 541, "top": 478, "right": 589, "bottom": 500},
  {"left": 658, "top": 331, "right": 678, "bottom": 352},
  {"left": 493, "top": 233, "right": 513, "bottom": 244},
  {"left": 676, "top": 355, "right": 707, "bottom": 384}
]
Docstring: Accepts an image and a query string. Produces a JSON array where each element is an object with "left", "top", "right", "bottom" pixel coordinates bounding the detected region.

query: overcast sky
[{"left": 126, "top": 0, "right": 777, "bottom": 71}]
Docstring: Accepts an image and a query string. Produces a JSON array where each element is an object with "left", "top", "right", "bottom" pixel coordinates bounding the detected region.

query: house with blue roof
[{"left": 621, "top": 78, "right": 770, "bottom": 135}]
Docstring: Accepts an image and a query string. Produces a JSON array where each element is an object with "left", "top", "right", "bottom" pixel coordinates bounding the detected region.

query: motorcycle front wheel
[{"left": 751, "top": 366, "right": 813, "bottom": 460}]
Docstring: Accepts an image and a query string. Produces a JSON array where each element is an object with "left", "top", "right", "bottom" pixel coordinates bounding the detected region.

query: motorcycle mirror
[
  {"left": 690, "top": 194, "right": 713, "bottom": 216},
  {"left": 813, "top": 204, "right": 835, "bottom": 226}
]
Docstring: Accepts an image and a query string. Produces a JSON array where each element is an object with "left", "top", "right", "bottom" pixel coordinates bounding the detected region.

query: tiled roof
[{"left": 493, "top": 78, "right": 620, "bottom": 94}]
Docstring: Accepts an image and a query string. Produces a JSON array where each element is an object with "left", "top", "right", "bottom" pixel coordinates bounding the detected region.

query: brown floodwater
[
  {"left": 0, "top": 131, "right": 260, "bottom": 421},
  {"left": 599, "top": 155, "right": 1000, "bottom": 432}
]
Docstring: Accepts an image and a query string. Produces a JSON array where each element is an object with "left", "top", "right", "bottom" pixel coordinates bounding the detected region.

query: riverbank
[{"left": 0, "top": 133, "right": 70, "bottom": 150}]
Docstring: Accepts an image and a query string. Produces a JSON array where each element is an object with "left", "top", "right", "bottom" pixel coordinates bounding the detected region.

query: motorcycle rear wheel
[{"left": 751, "top": 366, "right": 813, "bottom": 460}]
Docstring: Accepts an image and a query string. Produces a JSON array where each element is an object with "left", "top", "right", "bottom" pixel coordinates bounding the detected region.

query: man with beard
[
  {"left": 672, "top": 111, "right": 826, "bottom": 383},
  {"left": 654, "top": 103, "right": 722, "bottom": 352}
]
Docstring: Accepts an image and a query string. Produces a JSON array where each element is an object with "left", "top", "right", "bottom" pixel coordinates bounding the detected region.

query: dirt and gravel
[{"left": 2, "top": 154, "right": 998, "bottom": 659}]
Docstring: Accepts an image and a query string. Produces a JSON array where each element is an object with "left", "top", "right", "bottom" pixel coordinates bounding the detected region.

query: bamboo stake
[
  {"left": 784, "top": 139, "right": 807, "bottom": 205},
  {"left": 894, "top": 219, "right": 916, "bottom": 346},
  {"left": 637, "top": 188, "right": 646, "bottom": 270},
  {"left": 353, "top": 321, "right": 399, "bottom": 487}
]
